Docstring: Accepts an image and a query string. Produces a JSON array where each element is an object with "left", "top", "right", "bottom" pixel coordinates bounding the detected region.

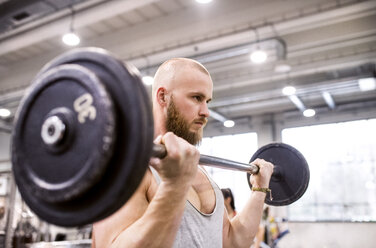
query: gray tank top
[{"left": 150, "top": 166, "right": 224, "bottom": 248}]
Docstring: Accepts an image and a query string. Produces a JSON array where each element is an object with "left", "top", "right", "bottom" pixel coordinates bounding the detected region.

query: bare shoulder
[
  {"left": 197, "top": 165, "right": 213, "bottom": 182},
  {"left": 197, "top": 165, "right": 210, "bottom": 178},
  {"left": 92, "top": 168, "right": 154, "bottom": 247}
]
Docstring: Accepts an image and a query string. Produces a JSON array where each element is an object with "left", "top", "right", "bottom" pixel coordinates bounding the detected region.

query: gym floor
[{"left": 0, "top": 0, "right": 376, "bottom": 247}]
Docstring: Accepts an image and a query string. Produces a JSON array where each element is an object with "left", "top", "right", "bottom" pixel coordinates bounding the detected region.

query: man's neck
[{"left": 153, "top": 118, "right": 167, "bottom": 139}]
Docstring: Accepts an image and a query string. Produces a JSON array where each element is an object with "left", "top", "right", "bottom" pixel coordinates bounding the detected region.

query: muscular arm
[
  {"left": 93, "top": 132, "right": 199, "bottom": 248},
  {"left": 222, "top": 191, "right": 266, "bottom": 248},
  {"left": 222, "top": 159, "right": 273, "bottom": 248},
  {"left": 93, "top": 170, "right": 190, "bottom": 248}
]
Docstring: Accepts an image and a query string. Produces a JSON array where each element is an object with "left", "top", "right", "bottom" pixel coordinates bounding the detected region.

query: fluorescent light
[
  {"left": 303, "top": 109, "right": 315, "bottom": 117},
  {"left": 208, "top": 109, "right": 234, "bottom": 127},
  {"left": 142, "top": 76, "right": 154, "bottom": 85},
  {"left": 196, "top": 0, "right": 213, "bottom": 3},
  {"left": 0, "top": 108, "right": 11, "bottom": 118},
  {"left": 250, "top": 50, "right": 267, "bottom": 64},
  {"left": 322, "top": 91, "right": 336, "bottom": 109},
  {"left": 223, "top": 120, "right": 235, "bottom": 128},
  {"left": 288, "top": 95, "right": 305, "bottom": 112},
  {"left": 358, "top": 78, "right": 376, "bottom": 91},
  {"left": 282, "top": 86, "right": 296, "bottom": 96},
  {"left": 62, "top": 32, "right": 80, "bottom": 46}
]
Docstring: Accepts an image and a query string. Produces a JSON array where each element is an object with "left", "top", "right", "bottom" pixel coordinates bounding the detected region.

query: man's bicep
[
  {"left": 222, "top": 205, "right": 232, "bottom": 247},
  {"left": 92, "top": 171, "right": 152, "bottom": 247}
]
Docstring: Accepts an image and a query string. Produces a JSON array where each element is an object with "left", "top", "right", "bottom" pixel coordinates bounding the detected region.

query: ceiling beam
[
  {"left": 213, "top": 52, "right": 376, "bottom": 92},
  {"left": 0, "top": 0, "right": 160, "bottom": 56}
]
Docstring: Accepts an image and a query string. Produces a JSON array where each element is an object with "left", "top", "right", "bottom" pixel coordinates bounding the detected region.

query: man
[{"left": 92, "top": 58, "right": 274, "bottom": 248}]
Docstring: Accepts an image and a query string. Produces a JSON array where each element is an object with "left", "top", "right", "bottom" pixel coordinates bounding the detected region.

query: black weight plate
[
  {"left": 86, "top": 50, "right": 154, "bottom": 224},
  {"left": 18, "top": 47, "right": 154, "bottom": 227},
  {"left": 12, "top": 64, "right": 116, "bottom": 204},
  {"left": 247, "top": 143, "right": 310, "bottom": 206}
]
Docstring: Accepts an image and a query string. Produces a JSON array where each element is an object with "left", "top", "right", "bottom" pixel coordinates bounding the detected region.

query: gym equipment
[
  {"left": 11, "top": 47, "right": 310, "bottom": 227},
  {"left": 247, "top": 143, "right": 309, "bottom": 206},
  {"left": 12, "top": 48, "right": 154, "bottom": 227}
]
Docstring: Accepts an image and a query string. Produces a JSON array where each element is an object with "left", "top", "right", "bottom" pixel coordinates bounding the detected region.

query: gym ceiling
[{"left": 0, "top": 0, "right": 375, "bottom": 133}]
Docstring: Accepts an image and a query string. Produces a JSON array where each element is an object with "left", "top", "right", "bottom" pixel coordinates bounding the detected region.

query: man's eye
[{"left": 193, "top": 96, "right": 202, "bottom": 101}]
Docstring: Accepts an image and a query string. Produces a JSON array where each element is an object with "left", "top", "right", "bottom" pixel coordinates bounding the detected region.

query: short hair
[
  {"left": 152, "top": 58, "right": 211, "bottom": 99},
  {"left": 158, "top": 58, "right": 209, "bottom": 76}
]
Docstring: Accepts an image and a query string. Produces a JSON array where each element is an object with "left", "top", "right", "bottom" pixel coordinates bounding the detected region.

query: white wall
[{"left": 279, "top": 222, "right": 376, "bottom": 248}]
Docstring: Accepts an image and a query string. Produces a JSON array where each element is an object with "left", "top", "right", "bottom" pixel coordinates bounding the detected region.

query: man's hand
[
  {"left": 149, "top": 132, "right": 199, "bottom": 186},
  {"left": 223, "top": 158, "right": 274, "bottom": 248},
  {"left": 249, "top": 158, "right": 274, "bottom": 188}
]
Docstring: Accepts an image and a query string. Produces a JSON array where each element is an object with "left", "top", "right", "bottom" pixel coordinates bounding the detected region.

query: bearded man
[{"left": 92, "top": 58, "right": 273, "bottom": 248}]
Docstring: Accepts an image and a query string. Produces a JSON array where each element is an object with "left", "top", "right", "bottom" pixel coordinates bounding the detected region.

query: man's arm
[
  {"left": 222, "top": 159, "right": 273, "bottom": 248},
  {"left": 92, "top": 132, "right": 199, "bottom": 248}
]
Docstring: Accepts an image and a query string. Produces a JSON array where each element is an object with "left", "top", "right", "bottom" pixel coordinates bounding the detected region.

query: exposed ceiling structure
[{"left": 0, "top": 0, "right": 375, "bottom": 134}]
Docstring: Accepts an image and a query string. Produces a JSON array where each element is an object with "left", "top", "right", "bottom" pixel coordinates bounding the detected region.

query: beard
[{"left": 166, "top": 98, "right": 204, "bottom": 146}]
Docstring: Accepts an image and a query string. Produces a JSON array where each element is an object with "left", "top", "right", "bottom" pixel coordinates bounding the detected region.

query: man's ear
[{"left": 156, "top": 87, "right": 168, "bottom": 106}]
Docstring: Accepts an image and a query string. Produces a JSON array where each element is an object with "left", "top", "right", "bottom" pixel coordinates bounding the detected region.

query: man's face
[
  {"left": 164, "top": 66, "right": 213, "bottom": 145},
  {"left": 166, "top": 96, "right": 204, "bottom": 145}
]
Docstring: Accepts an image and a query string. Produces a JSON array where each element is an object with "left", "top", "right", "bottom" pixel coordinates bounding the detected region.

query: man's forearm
[
  {"left": 111, "top": 181, "right": 190, "bottom": 248},
  {"left": 226, "top": 191, "right": 266, "bottom": 248}
]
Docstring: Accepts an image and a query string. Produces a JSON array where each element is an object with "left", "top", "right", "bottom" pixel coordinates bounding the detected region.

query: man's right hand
[
  {"left": 149, "top": 132, "right": 199, "bottom": 186},
  {"left": 94, "top": 132, "right": 199, "bottom": 248}
]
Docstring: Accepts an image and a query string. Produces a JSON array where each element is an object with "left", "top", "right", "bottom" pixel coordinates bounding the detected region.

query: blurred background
[{"left": 0, "top": 0, "right": 375, "bottom": 247}]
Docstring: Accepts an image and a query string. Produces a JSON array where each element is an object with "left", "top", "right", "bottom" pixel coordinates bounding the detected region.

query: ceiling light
[
  {"left": 0, "top": 108, "right": 11, "bottom": 118},
  {"left": 62, "top": 32, "right": 80, "bottom": 46},
  {"left": 358, "top": 78, "right": 376, "bottom": 91},
  {"left": 223, "top": 120, "right": 235, "bottom": 128},
  {"left": 250, "top": 50, "right": 267, "bottom": 64},
  {"left": 288, "top": 95, "right": 305, "bottom": 112},
  {"left": 142, "top": 76, "right": 154, "bottom": 86},
  {"left": 322, "top": 91, "right": 336, "bottom": 109},
  {"left": 274, "top": 64, "right": 291, "bottom": 73},
  {"left": 282, "top": 86, "right": 296, "bottom": 96},
  {"left": 63, "top": 7, "right": 80, "bottom": 47},
  {"left": 303, "top": 109, "right": 315, "bottom": 117},
  {"left": 196, "top": 0, "right": 213, "bottom": 3}
]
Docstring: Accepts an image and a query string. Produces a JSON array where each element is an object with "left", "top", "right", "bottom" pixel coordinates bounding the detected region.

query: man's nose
[{"left": 199, "top": 102, "right": 210, "bottom": 118}]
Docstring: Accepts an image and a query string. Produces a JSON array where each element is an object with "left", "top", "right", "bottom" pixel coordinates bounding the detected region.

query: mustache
[{"left": 193, "top": 118, "right": 208, "bottom": 125}]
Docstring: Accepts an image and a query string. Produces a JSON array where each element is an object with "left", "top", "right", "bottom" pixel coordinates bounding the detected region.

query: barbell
[{"left": 11, "top": 47, "right": 310, "bottom": 227}]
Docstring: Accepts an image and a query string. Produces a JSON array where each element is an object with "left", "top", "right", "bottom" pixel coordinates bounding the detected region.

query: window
[
  {"left": 199, "top": 132, "right": 258, "bottom": 211},
  {"left": 282, "top": 119, "right": 376, "bottom": 221}
]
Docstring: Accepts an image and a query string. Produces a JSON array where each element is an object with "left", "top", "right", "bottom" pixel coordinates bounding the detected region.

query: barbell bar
[
  {"left": 152, "top": 142, "right": 309, "bottom": 207},
  {"left": 152, "top": 144, "right": 260, "bottom": 174},
  {"left": 11, "top": 47, "right": 310, "bottom": 227}
]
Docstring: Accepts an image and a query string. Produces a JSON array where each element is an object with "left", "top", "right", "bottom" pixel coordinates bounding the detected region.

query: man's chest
[
  {"left": 147, "top": 167, "right": 217, "bottom": 214},
  {"left": 188, "top": 170, "right": 216, "bottom": 214}
]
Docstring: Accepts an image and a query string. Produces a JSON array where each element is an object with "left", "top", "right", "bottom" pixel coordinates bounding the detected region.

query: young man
[{"left": 92, "top": 58, "right": 274, "bottom": 248}]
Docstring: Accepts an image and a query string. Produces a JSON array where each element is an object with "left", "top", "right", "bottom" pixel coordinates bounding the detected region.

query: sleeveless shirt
[{"left": 150, "top": 166, "right": 224, "bottom": 248}]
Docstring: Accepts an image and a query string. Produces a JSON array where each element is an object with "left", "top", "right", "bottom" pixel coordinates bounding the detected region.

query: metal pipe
[{"left": 151, "top": 144, "right": 259, "bottom": 174}]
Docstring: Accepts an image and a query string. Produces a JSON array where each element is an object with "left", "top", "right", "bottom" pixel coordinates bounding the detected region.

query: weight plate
[
  {"left": 12, "top": 64, "right": 116, "bottom": 204},
  {"left": 247, "top": 143, "right": 310, "bottom": 206},
  {"left": 12, "top": 48, "right": 154, "bottom": 227}
]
